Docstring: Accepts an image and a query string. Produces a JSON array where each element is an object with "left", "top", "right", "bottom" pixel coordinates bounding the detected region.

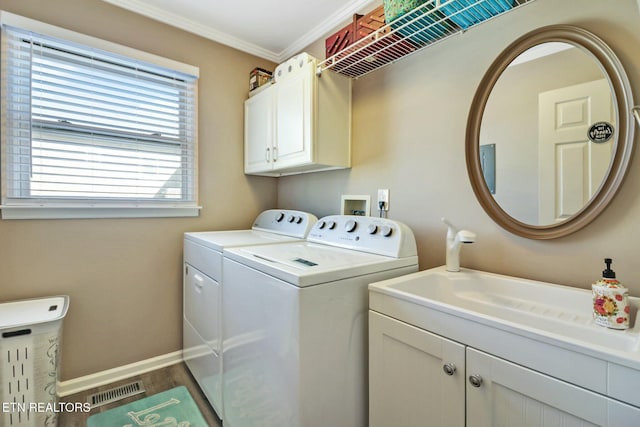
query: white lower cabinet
[
  {"left": 369, "top": 311, "right": 640, "bottom": 427},
  {"left": 466, "top": 347, "right": 640, "bottom": 427},
  {"left": 369, "top": 310, "right": 465, "bottom": 426}
]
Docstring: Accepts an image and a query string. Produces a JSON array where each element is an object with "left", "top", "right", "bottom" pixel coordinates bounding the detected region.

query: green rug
[{"left": 87, "top": 386, "right": 208, "bottom": 427}]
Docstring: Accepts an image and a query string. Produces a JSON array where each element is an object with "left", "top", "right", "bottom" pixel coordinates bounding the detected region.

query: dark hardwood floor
[{"left": 57, "top": 362, "right": 221, "bottom": 426}]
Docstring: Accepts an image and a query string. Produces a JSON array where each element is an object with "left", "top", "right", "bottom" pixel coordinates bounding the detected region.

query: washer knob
[
  {"left": 367, "top": 224, "right": 378, "bottom": 234},
  {"left": 295, "top": 216, "right": 303, "bottom": 224},
  {"left": 381, "top": 225, "right": 393, "bottom": 237},
  {"left": 276, "top": 212, "right": 285, "bottom": 222},
  {"left": 287, "top": 215, "right": 295, "bottom": 223},
  {"left": 317, "top": 220, "right": 326, "bottom": 229},
  {"left": 345, "top": 219, "right": 357, "bottom": 232},
  {"left": 327, "top": 220, "right": 337, "bottom": 230}
]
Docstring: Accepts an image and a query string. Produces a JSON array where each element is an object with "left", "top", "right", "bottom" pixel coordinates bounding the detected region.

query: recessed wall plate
[{"left": 341, "top": 195, "right": 371, "bottom": 216}]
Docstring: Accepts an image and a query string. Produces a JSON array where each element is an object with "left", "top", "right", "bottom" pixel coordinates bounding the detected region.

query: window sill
[{"left": 0, "top": 205, "right": 202, "bottom": 220}]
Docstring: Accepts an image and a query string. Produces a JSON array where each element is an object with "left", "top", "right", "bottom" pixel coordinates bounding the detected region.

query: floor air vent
[{"left": 87, "top": 380, "right": 145, "bottom": 408}]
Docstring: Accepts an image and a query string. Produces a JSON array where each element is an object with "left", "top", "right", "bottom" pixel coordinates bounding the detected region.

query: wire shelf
[{"left": 318, "top": 0, "right": 536, "bottom": 78}]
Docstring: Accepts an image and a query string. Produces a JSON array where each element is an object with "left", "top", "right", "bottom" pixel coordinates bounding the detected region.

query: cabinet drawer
[
  {"left": 184, "top": 239, "right": 222, "bottom": 281},
  {"left": 609, "top": 363, "right": 640, "bottom": 407}
]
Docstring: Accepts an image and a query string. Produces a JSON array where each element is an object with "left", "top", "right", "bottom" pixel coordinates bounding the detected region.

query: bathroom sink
[{"left": 369, "top": 266, "right": 640, "bottom": 355}]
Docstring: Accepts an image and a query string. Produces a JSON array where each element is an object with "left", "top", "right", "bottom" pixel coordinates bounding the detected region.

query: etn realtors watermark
[{"left": 2, "top": 401, "right": 91, "bottom": 414}]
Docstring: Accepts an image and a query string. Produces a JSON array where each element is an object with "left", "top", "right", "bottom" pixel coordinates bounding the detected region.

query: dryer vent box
[{"left": 341, "top": 195, "right": 371, "bottom": 216}]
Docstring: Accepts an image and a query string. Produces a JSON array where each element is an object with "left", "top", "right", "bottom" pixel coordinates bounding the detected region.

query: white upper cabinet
[
  {"left": 244, "top": 87, "right": 274, "bottom": 173},
  {"left": 244, "top": 54, "right": 351, "bottom": 176}
]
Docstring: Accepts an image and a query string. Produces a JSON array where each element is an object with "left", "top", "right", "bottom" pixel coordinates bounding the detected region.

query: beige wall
[
  {"left": 280, "top": 0, "right": 640, "bottom": 293},
  {"left": 0, "top": 0, "right": 278, "bottom": 380},
  {"left": 3, "top": 0, "right": 640, "bottom": 383}
]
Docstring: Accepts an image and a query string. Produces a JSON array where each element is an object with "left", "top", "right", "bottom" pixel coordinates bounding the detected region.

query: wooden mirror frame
[{"left": 466, "top": 25, "right": 635, "bottom": 239}]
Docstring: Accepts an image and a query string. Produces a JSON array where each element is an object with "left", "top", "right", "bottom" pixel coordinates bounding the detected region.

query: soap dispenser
[{"left": 592, "top": 258, "right": 630, "bottom": 329}]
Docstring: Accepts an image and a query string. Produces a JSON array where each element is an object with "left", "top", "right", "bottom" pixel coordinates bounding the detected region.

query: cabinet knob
[
  {"left": 468, "top": 374, "right": 483, "bottom": 388},
  {"left": 442, "top": 363, "right": 456, "bottom": 376}
]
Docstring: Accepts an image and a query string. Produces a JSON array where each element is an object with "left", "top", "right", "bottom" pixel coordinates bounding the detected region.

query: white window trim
[
  {"left": 0, "top": 206, "right": 201, "bottom": 220},
  {"left": 0, "top": 11, "right": 201, "bottom": 220}
]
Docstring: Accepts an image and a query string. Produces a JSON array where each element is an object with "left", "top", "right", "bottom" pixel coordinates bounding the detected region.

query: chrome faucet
[{"left": 442, "top": 217, "right": 476, "bottom": 272}]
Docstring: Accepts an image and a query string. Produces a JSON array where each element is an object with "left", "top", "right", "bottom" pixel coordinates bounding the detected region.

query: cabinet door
[
  {"left": 244, "top": 88, "right": 274, "bottom": 173},
  {"left": 369, "top": 312, "right": 465, "bottom": 427},
  {"left": 274, "top": 61, "right": 314, "bottom": 168},
  {"left": 466, "top": 348, "right": 640, "bottom": 427}
]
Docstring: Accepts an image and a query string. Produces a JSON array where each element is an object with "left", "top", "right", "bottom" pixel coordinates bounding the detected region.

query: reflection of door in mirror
[
  {"left": 538, "top": 79, "right": 613, "bottom": 224},
  {"left": 481, "top": 43, "right": 609, "bottom": 226}
]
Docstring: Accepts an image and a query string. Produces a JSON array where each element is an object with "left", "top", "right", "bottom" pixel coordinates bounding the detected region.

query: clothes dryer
[
  {"left": 222, "top": 215, "right": 419, "bottom": 427},
  {"left": 182, "top": 209, "right": 317, "bottom": 419}
]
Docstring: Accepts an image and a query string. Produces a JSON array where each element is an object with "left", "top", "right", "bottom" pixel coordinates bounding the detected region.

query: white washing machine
[
  {"left": 183, "top": 209, "right": 317, "bottom": 419},
  {"left": 221, "top": 215, "right": 419, "bottom": 427}
]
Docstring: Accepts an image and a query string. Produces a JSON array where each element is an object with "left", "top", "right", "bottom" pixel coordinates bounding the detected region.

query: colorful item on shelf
[
  {"left": 249, "top": 67, "right": 272, "bottom": 91},
  {"left": 382, "top": 0, "right": 428, "bottom": 22},
  {"left": 326, "top": 5, "right": 416, "bottom": 77},
  {"left": 355, "top": 6, "right": 388, "bottom": 41},
  {"left": 441, "top": 0, "right": 516, "bottom": 29},
  {"left": 383, "top": 0, "right": 456, "bottom": 46},
  {"left": 320, "top": 0, "right": 534, "bottom": 78},
  {"left": 325, "top": 14, "right": 362, "bottom": 58}
]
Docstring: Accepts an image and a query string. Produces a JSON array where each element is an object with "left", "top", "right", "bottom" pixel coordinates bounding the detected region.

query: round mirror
[{"left": 466, "top": 25, "right": 635, "bottom": 239}]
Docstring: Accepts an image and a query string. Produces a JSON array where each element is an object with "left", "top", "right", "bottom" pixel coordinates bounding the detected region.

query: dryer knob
[
  {"left": 345, "top": 219, "right": 357, "bottom": 233},
  {"left": 295, "top": 216, "right": 303, "bottom": 224},
  {"left": 381, "top": 225, "right": 393, "bottom": 237},
  {"left": 327, "top": 221, "right": 337, "bottom": 230},
  {"left": 287, "top": 215, "right": 295, "bottom": 223},
  {"left": 317, "top": 220, "right": 326, "bottom": 229},
  {"left": 276, "top": 212, "right": 285, "bottom": 222},
  {"left": 367, "top": 224, "right": 378, "bottom": 235}
]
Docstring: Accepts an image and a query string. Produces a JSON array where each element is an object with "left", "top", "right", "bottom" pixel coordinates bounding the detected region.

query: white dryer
[
  {"left": 221, "top": 215, "right": 419, "bottom": 427},
  {"left": 183, "top": 209, "right": 317, "bottom": 419}
]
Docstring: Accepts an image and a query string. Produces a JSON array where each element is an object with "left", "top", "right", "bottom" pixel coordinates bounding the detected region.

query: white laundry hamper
[{"left": 0, "top": 296, "right": 69, "bottom": 427}]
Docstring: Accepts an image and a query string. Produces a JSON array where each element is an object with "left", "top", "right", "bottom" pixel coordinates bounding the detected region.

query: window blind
[{"left": 1, "top": 20, "right": 199, "bottom": 218}]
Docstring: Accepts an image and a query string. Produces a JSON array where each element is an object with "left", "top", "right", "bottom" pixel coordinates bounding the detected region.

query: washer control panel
[
  {"left": 252, "top": 209, "right": 318, "bottom": 238},
  {"left": 308, "top": 215, "right": 417, "bottom": 258}
]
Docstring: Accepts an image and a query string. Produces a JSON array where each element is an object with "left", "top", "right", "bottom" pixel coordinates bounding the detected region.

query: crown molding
[
  {"left": 277, "top": 0, "right": 380, "bottom": 61},
  {"left": 102, "top": 0, "right": 380, "bottom": 63},
  {"left": 101, "top": 0, "right": 281, "bottom": 62}
]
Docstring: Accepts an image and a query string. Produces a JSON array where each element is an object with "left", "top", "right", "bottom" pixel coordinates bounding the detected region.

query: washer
[
  {"left": 221, "top": 215, "right": 419, "bottom": 427},
  {"left": 183, "top": 209, "right": 317, "bottom": 419}
]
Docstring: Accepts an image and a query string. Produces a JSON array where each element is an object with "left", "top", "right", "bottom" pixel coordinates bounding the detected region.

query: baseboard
[{"left": 57, "top": 350, "right": 184, "bottom": 397}]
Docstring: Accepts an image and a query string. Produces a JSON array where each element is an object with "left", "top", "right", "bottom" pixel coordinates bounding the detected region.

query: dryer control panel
[
  {"left": 307, "top": 215, "right": 417, "bottom": 258},
  {"left": 252, "top": 209, "right": 318, "bottom": 238}
]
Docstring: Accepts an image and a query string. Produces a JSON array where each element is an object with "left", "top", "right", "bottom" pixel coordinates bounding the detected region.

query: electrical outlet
[{"left": 377, "top": 189, "right": 389, "bottom": 211}]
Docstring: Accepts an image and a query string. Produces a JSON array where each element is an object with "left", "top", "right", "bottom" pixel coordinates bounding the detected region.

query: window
[{"left": 0, "top": 12, "right": 200, "bottom": 219}]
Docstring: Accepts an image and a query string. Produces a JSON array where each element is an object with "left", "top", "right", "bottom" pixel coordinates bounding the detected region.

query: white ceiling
[{"left": 101, "top": 0, "right": 380, "bottom": 63}]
